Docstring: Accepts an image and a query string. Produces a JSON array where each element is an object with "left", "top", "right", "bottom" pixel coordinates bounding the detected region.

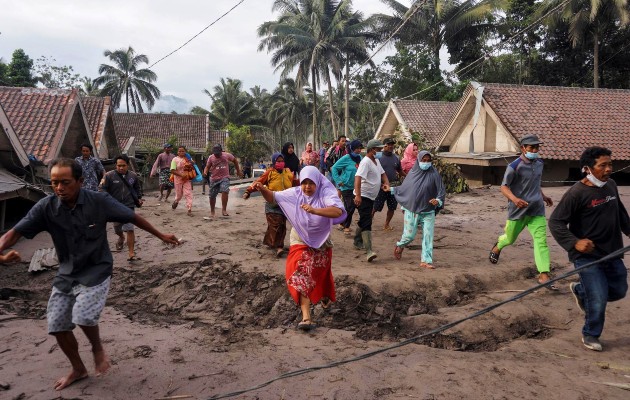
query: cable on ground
[{"left": 207, "top": 245, "right": 630, "bottom": 399}]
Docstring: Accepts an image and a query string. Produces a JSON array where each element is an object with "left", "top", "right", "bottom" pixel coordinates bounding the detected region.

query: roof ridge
[{"left": 480, "top": 82, "right": 630, "bottom": 93}]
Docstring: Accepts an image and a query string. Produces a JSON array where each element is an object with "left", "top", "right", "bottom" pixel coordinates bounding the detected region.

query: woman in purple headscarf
[
  {"left": 254, "top": 166, "right": 346, "bottom": 331},
  {"left": 243, "top": 152, "right": 293, "bottom": 257}
]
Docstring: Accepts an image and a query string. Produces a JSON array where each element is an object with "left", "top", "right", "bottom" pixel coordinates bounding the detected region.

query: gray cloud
[{"left": 0, "top": 0, "right": 395, "bottom": 110}]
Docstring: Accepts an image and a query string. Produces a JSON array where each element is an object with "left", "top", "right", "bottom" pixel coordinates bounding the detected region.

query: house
[
  {"left": 0, "top": 101, "right": 46, "bottom": 231},
  {"left": 0, "top": 87, "right": 96, "bottom": 180},
  {"left": 374, "top": 99, "right": 459, "bottom": 147},
  {"left": 82, "top": 96, "right": 121, "bottom": 159},
  {"left": 436, "top": 82, "right": 630, "bottom": 186}
]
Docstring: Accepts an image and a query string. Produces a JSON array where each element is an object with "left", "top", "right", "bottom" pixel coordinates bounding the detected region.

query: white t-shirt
[{"left": 354, "top": 156, "right": 385, "bottom": 200}]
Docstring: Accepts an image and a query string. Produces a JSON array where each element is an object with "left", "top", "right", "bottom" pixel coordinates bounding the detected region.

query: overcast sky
[{"left": 0, "top": 0, "right": 400, "bottom": 112}]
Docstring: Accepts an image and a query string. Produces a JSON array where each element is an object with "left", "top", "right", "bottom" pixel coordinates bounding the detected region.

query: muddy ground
[{"left": 1, "top": 185, "right": 630, "bottom": 399}]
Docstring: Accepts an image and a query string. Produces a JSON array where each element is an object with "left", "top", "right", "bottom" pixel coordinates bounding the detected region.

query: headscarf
[
  {"left": 271, "top": 152, "right": 283, "bottom": 171},
  {"left": 281, "top": 142, "right": 300, "bottom": 174},
  {"left": 394, "top": 150, "right": 445, "bottom": 214},
  {"left": 274, "top": 166, "right": 347, "bottom": 248},
  {"left": 401, "top": 143, "right": 418, "bottom": 174},
  {"left": 348, "top": 140, "right": 363, "bottom": 163}
]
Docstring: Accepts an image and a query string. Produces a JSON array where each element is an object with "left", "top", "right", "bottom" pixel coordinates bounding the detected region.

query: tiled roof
[
  {"left": 208, "top": 129, "right": 228, "bottom": 149},
  {"left": 82, "top": 96, "right": 111, "bottom": 154},
  {"left": 113, "top": 113, "right": 211, "bottom": 152},
  {"left": 481, "top": 83, "right": 630, "bottom": 160},
  {"left": 0, "top": 87, "right": 78, "bottom": 162},
  {"left": 393, "top": 100, "right": 459, "bottom": 147}
]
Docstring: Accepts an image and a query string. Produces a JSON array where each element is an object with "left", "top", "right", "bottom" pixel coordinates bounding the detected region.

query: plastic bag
[{"left": 192, "top": 164, "right": 203, "bottom": 183}]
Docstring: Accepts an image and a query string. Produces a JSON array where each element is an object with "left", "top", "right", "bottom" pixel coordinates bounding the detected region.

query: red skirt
[{"left": 286, "top": 244, "right": 336, "bottom": 305}]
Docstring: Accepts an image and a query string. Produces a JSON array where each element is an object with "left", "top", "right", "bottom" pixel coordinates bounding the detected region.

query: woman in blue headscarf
[
  {"left": 243, "top": 152, "right": 293, "bottom": 257},
  {"left": 392, "top": 150, "right": 445, "bottom": 269}
]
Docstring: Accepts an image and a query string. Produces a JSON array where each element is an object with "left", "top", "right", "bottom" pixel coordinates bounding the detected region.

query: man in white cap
[
  {"left": 354, "top": 139, "right": 390, "bottom": 262},
  {"left": 489, "top": 134, "right": 554, "bottom": 288}
]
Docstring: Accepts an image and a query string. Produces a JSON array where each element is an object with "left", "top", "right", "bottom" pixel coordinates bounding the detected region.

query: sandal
[
  {"left": 297, "top": 319, "right": 316, "bottom": 331},
  {"left": 489, "top": 242, "right": 500, "bottom": 264},
  {"left": 321, "top": 298, "right": 331, "bottom": 309},
  {"left": 383, "top": 226, "right": 394, "bottom": 231},
  {"left": 420, "top": 262, "right": 435, "bottom": 269},
  {"left": 342, "top": 228, "right": 352, "bottom": 236},
  {"left": 275, "top": 248, "right": 285, "bottom": 258},
  {"left": 394, "top": 245, "right": 404, "bottom": 260},
  {"left": 537, "top": 274, "right": 559, "bottom": 291},
  {"left": 171, "top": 201, "right": 179, "bottom": 210}
]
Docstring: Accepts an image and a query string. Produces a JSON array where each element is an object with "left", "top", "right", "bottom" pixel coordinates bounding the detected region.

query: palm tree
[
  {"left": 258, "top": 0, "right": 372, "bottom": 147},
  {"left": 538, "top": 0, "right": 629, "bottom": 88},
  {"left": 374, "top": 0, "right": 501, "bottom": 74},
  {"left": 95, "top": 47, "right": 160, "bottom": 112},
  {"left": 267, "top": 78, "right": 310, "bottom": 148},
  {"left": 79, "top": 77, "right": 101, "bottom": 96},
  {"left": 204, "top": 77, "right": 260, "bottom": 128}
]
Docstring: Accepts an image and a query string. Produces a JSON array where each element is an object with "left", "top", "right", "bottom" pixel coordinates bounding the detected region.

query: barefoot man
[{"left": 0, "top": 158, "right": 179, "bottom": 391}]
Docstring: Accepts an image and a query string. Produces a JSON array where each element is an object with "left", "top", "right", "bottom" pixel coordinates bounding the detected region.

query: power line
[
  {"left": 149, "top": 0, "right": 247, "bottom": 69},
  {"left": 207, "top": 245, "right": 630, "bottom": 399},
  {"left": 348, "top": 0, "right": 429, "bottom": 79},
  {"left": 397, "top": 0, "right": 572, "bottom": 101}
]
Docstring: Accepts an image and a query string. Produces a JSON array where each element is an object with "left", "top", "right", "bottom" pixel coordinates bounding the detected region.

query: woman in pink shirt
[
  {"left": 300, "top": 142, "right": 320, "bottom": 167},
  {"left": 170, "top": 146, "right": 195, "bottom": 216}
]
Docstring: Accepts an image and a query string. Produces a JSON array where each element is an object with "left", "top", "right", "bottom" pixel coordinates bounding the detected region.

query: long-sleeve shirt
[
  {"left": 100, "top": 170, "right": 142, "bottom": 209},
  {"left": 330, "top": 154, "right": 360, "bottom": 191},
  {"left": 549, "top": 179, "right": 630, "bottom": 262},
  {"left": 150, "top": 152, "right": 176, "bottom": 176}
]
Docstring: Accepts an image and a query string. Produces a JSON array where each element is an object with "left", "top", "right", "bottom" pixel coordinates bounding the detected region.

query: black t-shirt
[{"left": 549, "top": 179, "right": 630, "bottom": 262}]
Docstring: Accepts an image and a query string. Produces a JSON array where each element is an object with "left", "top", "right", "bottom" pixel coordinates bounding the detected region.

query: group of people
[
  {"left": 150, "top": 143, "right": 242, "bottom": 218},
  {"left": 0, "top": 135, "right": 627, "bottom": 392}
]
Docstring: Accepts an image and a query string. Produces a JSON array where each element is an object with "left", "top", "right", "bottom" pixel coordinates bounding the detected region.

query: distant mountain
[{"left": 151, "top": 95, "right": 193, "bottom": 114}]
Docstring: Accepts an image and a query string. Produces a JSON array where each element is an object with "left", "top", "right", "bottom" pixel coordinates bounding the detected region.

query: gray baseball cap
[
  {"left": 520, "top": 134, "right": 543, "bottom": 145},
  {"left": 366, "top": 139, "right": 384, "bottom": 150}
]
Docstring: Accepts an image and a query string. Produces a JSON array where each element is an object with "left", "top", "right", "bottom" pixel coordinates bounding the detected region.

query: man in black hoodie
[{"left": 549, "top": 147, "right": 630, "bottom": 351}]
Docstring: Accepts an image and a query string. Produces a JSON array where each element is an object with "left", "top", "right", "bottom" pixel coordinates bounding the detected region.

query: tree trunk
[
  {"left": 311, "top": 67, "right": 318, "bottom": 149},
  {"left": 344, "top": 61, "right": 349, "bottom": 137},
  {"left": 325, "top": 67, "right": 338, "bottom": 141},
  {"left": 126, "top": 88, "right": 130, "bottom": 113},
  {"left": 593, "top": 30, "right": 600, "bottom": 88}
]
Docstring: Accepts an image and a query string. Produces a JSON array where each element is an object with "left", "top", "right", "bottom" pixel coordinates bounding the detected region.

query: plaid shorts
[
  {"left": 208, "top": 177, "right": 230, "bottom": 198},
  {"left": 373, "top": 189, "right": 398, "bottom": 212},
  {"left": 47, "top": 277, "right": 110, "bottom": 334}
]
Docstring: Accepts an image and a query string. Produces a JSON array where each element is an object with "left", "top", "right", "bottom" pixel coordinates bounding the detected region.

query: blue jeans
[{"left": 573, "top": 256, "right": 628, "bottom": 338}]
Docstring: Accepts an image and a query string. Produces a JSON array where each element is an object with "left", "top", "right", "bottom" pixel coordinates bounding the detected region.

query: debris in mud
[{"left": 133, "top": 345, "right": 154, "bottom": 358}]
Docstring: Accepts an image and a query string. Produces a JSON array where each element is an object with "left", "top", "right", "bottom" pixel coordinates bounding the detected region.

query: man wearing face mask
[
  {"left": 549, "top": 147, "right": 630, "bottom": 351},
  {"left": 489, "top": 135, "right": 555, "bottom": 288}
]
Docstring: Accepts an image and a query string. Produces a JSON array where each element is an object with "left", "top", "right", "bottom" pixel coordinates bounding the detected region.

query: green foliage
[
  {"left": 225, "top": 123, "right": 270, "bottom": 162},
  {"left": 34, "top": 56, "right": 83, "bottom": 89},
  {"left": 138, "top": 135, "right": 178, "bottom": 177},
  {"left": 204, "top": 78, "right": 261, "bottom": 128},
  {"left": 7, "top": 49, "right": 37, "bottom": 87},
  {"left": 0, "top": 59, "right": 8, "bottom": 86}
]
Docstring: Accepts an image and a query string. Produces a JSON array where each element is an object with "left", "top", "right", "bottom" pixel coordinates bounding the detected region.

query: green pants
[{"left": 497, "top": 215, "right": 550, "bottom": 273}]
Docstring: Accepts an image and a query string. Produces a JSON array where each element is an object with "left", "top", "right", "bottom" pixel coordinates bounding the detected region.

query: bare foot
[
  {"left": 222, "top": 211, "right": 230, "bottom": 217},
  {"left": 93, "top": 349, "right": 111, "bottom": 377},
  {"left": 420, "top": 262, "right": 435, "bottom": 269},
  {"left": 54, "top": 368, "right": 88, "bottom": 391}
]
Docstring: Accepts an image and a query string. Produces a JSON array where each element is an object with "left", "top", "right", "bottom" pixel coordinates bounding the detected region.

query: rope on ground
[{"left": 207, "top": 245, "right": 630, "bottom": 399}]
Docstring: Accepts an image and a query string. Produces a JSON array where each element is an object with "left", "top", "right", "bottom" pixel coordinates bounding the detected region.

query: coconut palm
[
  {"left": 258, "top": 0, "right": 373, "bottom": 147},
  {"left": 374, "top": 0, "right": 502, "bottom": 74},
  {"left": 204, "top": 77, "right": 260, "bottom": 128},
  {"left": 538, "top": 0, "right": 629, "bottom": 88},
  {"left": 267, "top": 78, "right": 311, "bottom": 148},
  {"left": 95, "top": 47, "right": 160, "bottom": 113}
]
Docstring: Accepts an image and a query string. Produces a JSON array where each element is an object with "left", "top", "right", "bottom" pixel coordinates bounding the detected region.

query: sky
[{"left": 0, "top": 0, "right": 400, "bottom": 112}]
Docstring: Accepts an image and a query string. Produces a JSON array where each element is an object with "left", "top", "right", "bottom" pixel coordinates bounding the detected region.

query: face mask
[
  {"left": 584, "top": 167, "right": 607, "bottom": 187},
  {"left": 275, "top": 161, "right": 285, "bottom": 170},
  {"left": 418, "top": 162, "right": 432, "bottom": 171},
  {"left": 525, "top": 152, "right": 538, "bottom": 160}
]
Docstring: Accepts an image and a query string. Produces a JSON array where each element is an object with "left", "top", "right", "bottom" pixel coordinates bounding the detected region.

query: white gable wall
[{"left": 448, "top": 102, "right": 519, "bottom": 153}]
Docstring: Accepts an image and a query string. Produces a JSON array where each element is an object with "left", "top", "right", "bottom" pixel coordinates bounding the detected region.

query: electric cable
[
  {"left": 207, "top": 244, "right": 630, "bottom": 399},
  {"left": 149, "top": 0, "right": 247, "bottom": 69}
]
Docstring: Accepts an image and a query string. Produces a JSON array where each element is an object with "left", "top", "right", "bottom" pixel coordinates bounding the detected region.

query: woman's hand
[
  {"left": 301, "top": 204, "right": 316, "bottom": 214},
  {"left": 242, "top": 192, "right": 251, "bottom": 200},
  {"left": 429, "top": 198, "right": 439, "bottom": 206}
]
